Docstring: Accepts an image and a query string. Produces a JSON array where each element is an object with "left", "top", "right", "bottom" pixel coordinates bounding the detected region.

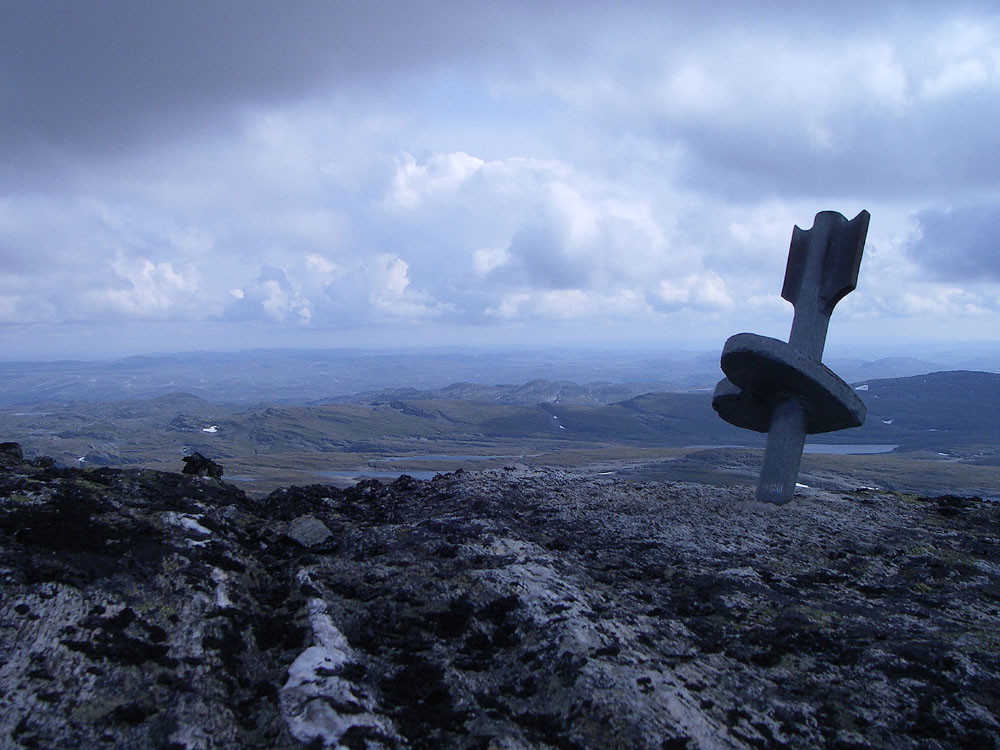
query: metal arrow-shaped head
[{"left": 782, "top": 210, "right": 869, "bottom": 361}]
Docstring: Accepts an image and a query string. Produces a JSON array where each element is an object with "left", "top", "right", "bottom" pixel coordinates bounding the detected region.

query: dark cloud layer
[
  {"left": 909, "top": 203, "right": 1000, "bottom": 281},
  {"left": 6, "top": 1, "right": 977, "bottom": 160},
  {"left": 1, "top": 0, "right": 513, "bottom": 165}
]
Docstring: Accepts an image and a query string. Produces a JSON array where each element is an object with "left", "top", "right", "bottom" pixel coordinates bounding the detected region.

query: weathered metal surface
[
  {"left": 714, "top": 334, "right": 865, "bottom": 435},
  {"left": 713, "top": 210, "right": 870, "bottom": 504}
]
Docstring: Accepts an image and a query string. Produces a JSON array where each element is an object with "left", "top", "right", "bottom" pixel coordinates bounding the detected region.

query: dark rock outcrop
[
  {"left": 0, "top": 445, "right": 998, "bottom": 748},
  {"left": 181, "top": 451, "right": 224, "bottom": 478},
  {"left": 0, "top": 441, "right": 23, "bottom": 463}
]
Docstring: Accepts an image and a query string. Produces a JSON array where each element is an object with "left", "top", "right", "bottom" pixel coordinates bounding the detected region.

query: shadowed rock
[
  {"left": 181, "top": 451, "right": 224, "bottom": 478},
  {"left": 0, "top": 442, "right": 23, "bottom": 463}
]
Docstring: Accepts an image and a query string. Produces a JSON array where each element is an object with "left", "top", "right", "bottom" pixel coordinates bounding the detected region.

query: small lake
[
  {"left": 381, "top": 454, "right": 522, "bottom": 462},
  {"left": 315, "top": 470, "right": 442, "bottom": 481},
  {"left": 312, "top": 444, "right": 901, "bottom": 484},
  {"left": 312, "top": 455, "right": 527, "bottom": 483},
  {"left": 802, "top": 444, "right": 899, "bottom": 455},
  {"left": 687, "top": 444, "right": 899, "bottom": 455}
]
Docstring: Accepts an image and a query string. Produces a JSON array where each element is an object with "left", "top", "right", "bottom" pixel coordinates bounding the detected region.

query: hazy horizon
[{"left": 2, "top": 339, "right": 998, "bottom": 370}]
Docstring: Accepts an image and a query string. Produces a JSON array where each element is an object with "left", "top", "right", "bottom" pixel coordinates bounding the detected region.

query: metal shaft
[
  {"left": 756, "top": 397, "right": 808, "bottom": 504},
  {"left": 786, "top": 213, "right": 834, "bottom": 361}
]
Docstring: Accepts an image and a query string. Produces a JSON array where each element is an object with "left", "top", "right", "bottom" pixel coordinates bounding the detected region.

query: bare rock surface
[{"left": 0, "top": 449, "right": 998, "bottom": 749}]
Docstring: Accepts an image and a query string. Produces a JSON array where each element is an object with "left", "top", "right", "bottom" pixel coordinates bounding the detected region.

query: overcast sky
[{"left": 2, "top": 1, "right": 998, "bottom": 359}]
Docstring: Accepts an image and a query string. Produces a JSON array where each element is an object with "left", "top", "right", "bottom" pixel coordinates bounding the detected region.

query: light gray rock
[{"left": 286, "top": 515, "right": 333, "bottom": 547}]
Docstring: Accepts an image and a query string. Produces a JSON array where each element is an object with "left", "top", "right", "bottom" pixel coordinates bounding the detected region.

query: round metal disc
[{"left": 712, "top": 333, "right": 865, "bottom": 434}]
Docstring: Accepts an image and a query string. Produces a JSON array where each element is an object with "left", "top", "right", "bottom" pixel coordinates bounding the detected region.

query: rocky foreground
[{"left": 0, "top": 446, "right": 998, "bottom": 749}]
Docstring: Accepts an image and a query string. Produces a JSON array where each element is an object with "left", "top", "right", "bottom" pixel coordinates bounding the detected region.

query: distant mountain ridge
[
  {"left": 322, "top": 379, "right": 677, "bottom": 406},
  {"left": 846, "top": 370, "right": 1000, "bottom": 450},
  {"left": 2, "top": 371, "right": 995, "bottom": 474},
  {"left": 0, "top": 347, "right": 997, "bottom": 406}
]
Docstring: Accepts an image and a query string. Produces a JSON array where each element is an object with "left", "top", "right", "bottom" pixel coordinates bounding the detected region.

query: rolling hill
[{"left": 1, "top": 370, "right": 995, "bottom": 456}]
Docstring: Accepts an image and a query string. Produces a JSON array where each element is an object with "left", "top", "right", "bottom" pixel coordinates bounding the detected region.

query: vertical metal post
[{"left": 757, "top": 398, "right": 808, "bottom": 504}]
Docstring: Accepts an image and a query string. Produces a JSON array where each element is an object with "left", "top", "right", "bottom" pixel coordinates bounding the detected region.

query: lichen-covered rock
[
  {"left": 0, "top": 447, "right": 998, "bottom": 749},
  {"left": 285, "top": 515, "right": 333, "bottom": 548}
]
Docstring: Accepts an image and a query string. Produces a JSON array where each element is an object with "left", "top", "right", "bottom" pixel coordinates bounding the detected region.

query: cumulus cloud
[
  {"left": 655, "top": 272, "right": 734, "bottom": 312},
  {"left": 897, "top": 286, "right": 995, "bottom": 317},
  {"left": 227, "top": 266, "right": 310, "bottom": 324},
  {"left": 385, "top": 152, "right": 485, "bottom": 210},
  {"left": 368, "top": 254, "right": 454, "bottom": 319},
  {"left": 97, "top": 257, "right": 202, "bottom": 318},
  {"left": 506, "top": 216, "right": 592, "bottom": 291},
  {"left": 487, "top": 288, "right": 651, "bottom": 322},
  {"left": 471, "top": 247, "right": 511, "bottom": 277},
  {"left": 219, "top": 251, "right": 454, "bottom": 328},
  {"left": 529, "top": 9, "right": 1000, "bottom": 200}
]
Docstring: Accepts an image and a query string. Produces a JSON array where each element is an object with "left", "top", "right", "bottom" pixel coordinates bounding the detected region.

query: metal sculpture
[{"left": 713, "top": 210, "right": 870, "bottom": 504}]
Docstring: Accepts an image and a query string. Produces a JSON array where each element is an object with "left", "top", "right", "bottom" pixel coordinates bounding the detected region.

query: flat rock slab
[{"left": 0, "top": 458, "right": 998, "bottom": 749}]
